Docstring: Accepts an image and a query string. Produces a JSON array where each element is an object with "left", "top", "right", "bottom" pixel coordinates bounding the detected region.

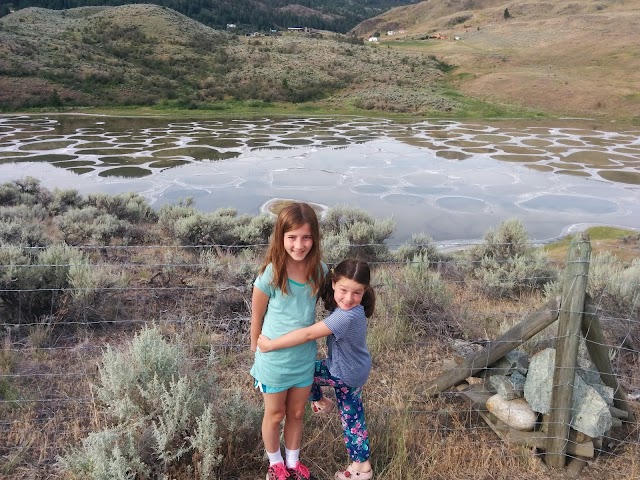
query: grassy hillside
[
  {"left": 0, "top": 4, "right": 465, "bottom": 115},
  {"left": 351, "top": 0, "right": 640, "bottom": 121},
  {"left": 1, "top": 2, "right": 638, "bottom": 119}
]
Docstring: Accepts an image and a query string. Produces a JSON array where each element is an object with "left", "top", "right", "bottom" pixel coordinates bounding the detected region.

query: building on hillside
[{"left": 368, "top": 36, "right": 379, "bottom": 42}]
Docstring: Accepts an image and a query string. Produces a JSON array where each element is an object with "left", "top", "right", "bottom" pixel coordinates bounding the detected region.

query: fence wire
[{"left": 0, "top": 242, "right": 639, "bottom": 478}]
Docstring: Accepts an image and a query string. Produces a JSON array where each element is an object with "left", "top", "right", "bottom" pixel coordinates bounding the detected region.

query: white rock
[{"left": 486, "top": 394, "right": 537, "bottom": 431}]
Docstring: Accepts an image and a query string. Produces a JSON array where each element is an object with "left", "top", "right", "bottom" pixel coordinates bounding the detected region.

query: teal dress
[{"left": 250, "top": 262, "right": 326, "bottom": 389}]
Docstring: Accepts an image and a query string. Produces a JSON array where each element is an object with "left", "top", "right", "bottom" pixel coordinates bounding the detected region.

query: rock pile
[{"left": 483, "top": 348, "right": 617, "bottom": 438}]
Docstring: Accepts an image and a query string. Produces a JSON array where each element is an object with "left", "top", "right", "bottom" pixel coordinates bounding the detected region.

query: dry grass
[
  {"left": 357, "top": 0, "right": 640, "bottom": 120},
  {"left": 2, "top": 249, "right": 639, "bottom": 479}
]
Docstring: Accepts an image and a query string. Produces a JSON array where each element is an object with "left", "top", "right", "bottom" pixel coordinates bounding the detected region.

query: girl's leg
[
  {"left": 262, "top": 390, "right": 288, "bottom": 454},
  {"left": 283, "top": 385, "right": 313, "bottom": 479},
  {"left": 282, "top": 385, "right": 312, "bottom": 450},
  {"left": 309, "top": 359, "right": 336, "bottom": 402},
  {"left": 334, "top": 384, "right": 371, "bottom": 468}
]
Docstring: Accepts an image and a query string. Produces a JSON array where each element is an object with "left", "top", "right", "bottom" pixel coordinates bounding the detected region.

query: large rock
[
  {"left": 488, "top": 350, "right": 530, "bottom": 376},
  {"left": 489, "top": 372, "right": 526, "bottom": 400},
  {"left": 523, "top": 348, "right": 613, "bottom": 437},
  {"left": 486, "top": 394, "right": 537, "bottom": 431}
]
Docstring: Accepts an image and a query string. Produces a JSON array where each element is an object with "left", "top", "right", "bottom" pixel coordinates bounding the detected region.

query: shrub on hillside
[
  {"left": 376, "top": 254, "right": 456, "bottom": 339},
  {"left": 87, "top": 192, "right": 157, "bottom": 223},
  {"left": 0, "top": 177, "right": 52, "bottom": 208},
  {"left": 0, "top": 204, "right": 50, "bottom": 246},
  {"left": 467, "top": 218, "right": 557, "bottom": 297},
  {"left": 158, "top": 199, "right": 198, "bottom": 232},
  {"left": 49, "top": 188, "right": 86, "bottom": 215},
  {"left": 321, "top": 205, "right": 394, "bottom": 262},
  {"left": 172, "top": 208, "right": 273, "bottom": 249},
  {"left": 68, "top": 260, "right": 130, "bottom": 321},
  {"left": 55, "top": 207, "right": 128, "bottom": 245},
  {"left": 57, "top": 327, "right": 223, "bottom": 479},
  {"left": 0, "top": 244, "right": 85, "bottom": 323},
  {"left": 587, "top": 251, "right": 640, "bottom": 314},
  {"left": 393, "top": 233, "right": 442, "bottom": 264},
  {"left": 199, "top": 248, "right": 258, "bottom": 287}
]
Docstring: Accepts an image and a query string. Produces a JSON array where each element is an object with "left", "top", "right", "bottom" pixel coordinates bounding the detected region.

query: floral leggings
[{"left": 308, "top": 359, "right": 370, "bottom": 462}]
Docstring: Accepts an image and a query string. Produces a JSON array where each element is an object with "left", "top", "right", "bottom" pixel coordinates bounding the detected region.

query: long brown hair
[
  {"left": 260, "top": 202, "right": 323, "bottom": 295},
  {"left": 321, "top": 259, "right": 375, "bottom": 318}
]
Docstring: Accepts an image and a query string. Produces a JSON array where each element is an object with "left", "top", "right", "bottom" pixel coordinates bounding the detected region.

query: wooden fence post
[
  {"left": 582, "top": 297, "right": 635, "bottom": 421},
  {"left": 546, "top": 232, "right": 591, "bottom": 469}
]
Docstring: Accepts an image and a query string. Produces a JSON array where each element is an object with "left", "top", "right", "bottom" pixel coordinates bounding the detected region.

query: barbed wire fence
[{"left": 1, "top": 239, "right": 639, "bottom": 478}]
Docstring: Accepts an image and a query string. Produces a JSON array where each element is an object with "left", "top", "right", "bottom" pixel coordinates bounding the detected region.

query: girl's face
[
  {"left": 332, "top": 277, "right": 366, "bottom": 311},
  {"left": 283, "top": 223, "right": 313, "bottom": 263}
]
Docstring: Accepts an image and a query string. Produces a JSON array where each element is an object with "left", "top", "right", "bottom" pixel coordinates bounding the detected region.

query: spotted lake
[{"left": 1, "top": 115, "right": 639, "bottom": 246}]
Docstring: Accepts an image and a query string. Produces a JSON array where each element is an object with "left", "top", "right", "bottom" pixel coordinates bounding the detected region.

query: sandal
[
  {"left": 334, "top": 465, "right": 373, "bottom": 480},
  {"left": 311, "top": 398, "right": 335, "bottom": 414}
]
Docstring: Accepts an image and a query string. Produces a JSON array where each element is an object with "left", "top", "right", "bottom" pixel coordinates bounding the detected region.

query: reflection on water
[{"left": 0, "top": 115, "right": 639, "bottom": 245}]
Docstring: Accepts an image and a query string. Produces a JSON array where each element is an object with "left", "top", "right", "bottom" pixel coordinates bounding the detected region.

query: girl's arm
[
  {"left": 250, "top": 287, "right": 269, "bottom": 352},
  {"left": 258, "top": 321, "right": 332, "bottom": 353}
]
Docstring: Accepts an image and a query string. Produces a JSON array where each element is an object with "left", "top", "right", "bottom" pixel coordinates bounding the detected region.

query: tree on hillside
[{"left": 503, "top": 8, "right": 511, "bottom": 20}]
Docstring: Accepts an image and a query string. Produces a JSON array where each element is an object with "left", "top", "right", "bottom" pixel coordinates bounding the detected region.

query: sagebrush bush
[
  {"left": 87, "top": 192, "right": 157, "bottom": 223},
  {"left": 59, "top": 327, "right": 222, "bottom": 479},
  {"left": 393, "top": 233, "right": 442, "bottom": 263},
  {"left": 68, "top": 261, "right": 129, "bottom": 318},
  {"left": 49, "top": 188, "right": 85, "bottom": 215},
  {"left": 467, "top": 218, "right": 557, "bottom": 297},
  {"left": 588, "top": 252, "right": 640, "bottom": 314},
  {"left": 376, "top": 254, "right": 456, "bottom": 340},
  {"left": 0, "top": 182, "right": 21, "bottom": 206},
  {"left": 321, "top": 205, "right": 394, "bottom": 262},
  {"left": 158, "top": 198, "right": 198, "bottom": 232},
  {"left": 0, "top": 204, "right": 50, "bottom": 246},
  {"left": 619, "top": 258, "right": 640, "bottom": 311},
  {"left": 55, "top": 207, "right": 130, "bottom": 245},
  {"left": 172, "top": 208, "right": 273, "bottom": 248},
  {"left": 0, "top": 243, "right": 85, "bottom": 323},
  {"left": 199, "top": 248, "right": 259, "bottom": 286},
  {"left": 0, "top": 177, "right": 54, "bottom": 209},
  {"left": 588, "top": 251, "right": 624, "bottom": 298}
]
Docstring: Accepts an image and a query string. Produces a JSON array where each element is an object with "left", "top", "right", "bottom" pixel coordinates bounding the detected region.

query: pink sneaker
[
  {"left": 266, "top": 462, "right": 290, "bottom": 480},
  {"left": 288, "top": 461, "right": 312, "bottom": 480}
]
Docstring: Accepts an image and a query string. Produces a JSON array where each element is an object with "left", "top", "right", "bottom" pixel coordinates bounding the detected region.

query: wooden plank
[
  {"left": 609, "top": 406, "right": 629, "bottom": 420},
  {"left": 582, "top": 297, "right": 635, "bottom": 421},
  {"left": 566, "top": 457, "right": 589, "bottom": 478},
  {"left": 456, "top": 384, "right": 494, "bottom": 410},
  {"left": 510, "top": 430, "right": 594, "bottom": 458},
  {"left": 423, "top": 296, "right": 560, "bottom": 396},
  {"left": 547, "top": 233, "right": 591, "bottom": 469}
]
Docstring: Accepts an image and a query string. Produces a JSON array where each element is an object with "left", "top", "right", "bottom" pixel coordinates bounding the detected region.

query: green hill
[{"left": 0, "top": 4, "right": 455, "bottom": 114}]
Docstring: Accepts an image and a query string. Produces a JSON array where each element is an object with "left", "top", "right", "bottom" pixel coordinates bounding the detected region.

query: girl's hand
[{"left": 257, "top": 334, "right": 272, "bottom": 352}]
